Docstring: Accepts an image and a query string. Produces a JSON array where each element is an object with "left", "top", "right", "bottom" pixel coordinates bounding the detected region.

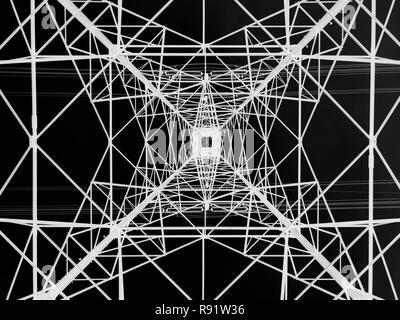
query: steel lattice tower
[{"left": 0, "top": 0, "right": 400, "bottom": 300}]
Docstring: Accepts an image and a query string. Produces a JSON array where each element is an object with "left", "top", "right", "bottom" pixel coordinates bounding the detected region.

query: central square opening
[{"left": 191, "top": 128, "right": 222, "bottom": 159}]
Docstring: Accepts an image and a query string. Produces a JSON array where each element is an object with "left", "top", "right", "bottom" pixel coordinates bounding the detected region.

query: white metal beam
[
  {"left": 56, "top": 0, "right": 192, "bottom": 128},
  {"left": 222, "top": 0, "right": 353, "bottom": 128},
  {"left": 226, "top": 160, "right": 372, "bottom": 300},
  {"left": 34, "top": 161, "right": 189, "bottom": 300}
]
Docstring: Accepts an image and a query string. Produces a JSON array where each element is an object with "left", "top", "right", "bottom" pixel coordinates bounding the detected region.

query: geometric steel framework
[{"left": 0, "top": 0, "right": 400, "bottom": 300}]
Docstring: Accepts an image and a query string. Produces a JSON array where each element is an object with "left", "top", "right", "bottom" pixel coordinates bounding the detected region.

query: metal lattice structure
[{"left": 1, "top": 0, "right": 400, "bottom": 300}]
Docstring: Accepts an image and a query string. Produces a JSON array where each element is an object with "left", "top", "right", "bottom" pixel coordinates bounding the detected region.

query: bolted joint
[
  {"left": 109, "top": 225, "right": 122, "bottom": 237},
  {"left": 29, "top": 135, "right": 38, "bottom": 148},
  {"left": 369, "top": 136, "right": 377, "bottom": 148}
]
